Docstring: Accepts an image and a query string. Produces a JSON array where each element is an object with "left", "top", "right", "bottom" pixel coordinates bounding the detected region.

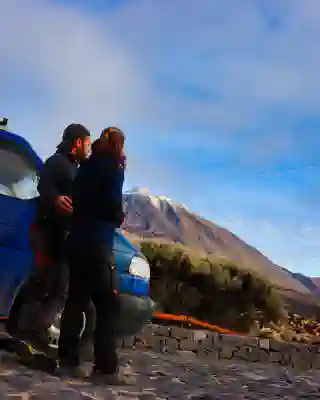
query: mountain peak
[
  {"left": 125, "top": 186, "right": 188, "bottom": 211},
  {"left": 124, "top": 186, "right": 152, "bottom": 196}
]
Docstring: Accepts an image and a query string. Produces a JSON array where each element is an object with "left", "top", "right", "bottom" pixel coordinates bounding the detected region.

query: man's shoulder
[
  {"left": 41, "top": 153, "right": 73, "bottom": 177},
  {"left": 44, "top": 152, "right": 69, "bottom": 167}
]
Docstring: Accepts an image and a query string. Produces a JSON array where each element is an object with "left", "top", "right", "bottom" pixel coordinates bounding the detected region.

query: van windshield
[{"left": 0, "top": 148, "right": 39, "bottom": 199}]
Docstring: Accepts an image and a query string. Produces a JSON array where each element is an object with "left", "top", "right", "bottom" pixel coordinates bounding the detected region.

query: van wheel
[
  {"left": 47, "top": 308, "right": 86, "bottom": 349},
  {"left": 6, "top": 284, "right": 95, "bottom": 356},
  {"left": 47, "top": 303, "right": 95, "bottom": 360}
]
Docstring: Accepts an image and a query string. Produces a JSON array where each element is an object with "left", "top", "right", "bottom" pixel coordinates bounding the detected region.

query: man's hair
[{"left": 57, "top": 123, "right": 90, "bottom": 152}]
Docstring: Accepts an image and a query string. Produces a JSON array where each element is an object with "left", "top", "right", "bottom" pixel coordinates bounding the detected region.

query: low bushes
[{"left": 140, "top": 241, "right": 286, "bottom": 332}]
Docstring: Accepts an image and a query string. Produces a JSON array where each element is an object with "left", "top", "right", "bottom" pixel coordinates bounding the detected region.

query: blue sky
[{"left": 1, "top": 0, "right": 320, "bottom": 276}]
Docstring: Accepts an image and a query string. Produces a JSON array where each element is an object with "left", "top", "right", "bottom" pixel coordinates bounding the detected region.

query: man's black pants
[{"left": 58, "top": 240, "right": 118, "bottom": 374}]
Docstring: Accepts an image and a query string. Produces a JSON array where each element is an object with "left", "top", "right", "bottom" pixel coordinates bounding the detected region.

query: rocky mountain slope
[
  {"left": 122, "top": 187, "right": 311, "bottom": 295},
  {"left": 312, "top": 278, "right": 320, "bottom": 292},
  {"left": 281, "top": 269, "right": 320, "bottom": 294}
]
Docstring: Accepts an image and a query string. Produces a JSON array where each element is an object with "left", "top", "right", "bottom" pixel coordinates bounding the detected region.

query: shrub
[{"left": 140, "top": 241, "right": 286, "bottom": 332}]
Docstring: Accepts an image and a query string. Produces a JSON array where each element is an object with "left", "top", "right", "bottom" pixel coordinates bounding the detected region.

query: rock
[
  {"left": 269, "top": 351, "right": 282, "bottom": 363},
  {"left": 258, "top": 328, "right": 274, "bottom": 338},
  {"left": 280, "top": 330, "right": 296, "bottom": 342},
  {"left": 192, "top": 330, "right": 208, "bottom": 341},
  {"left": 269, "top": 340, "right": 286, "bottom": 352},
  {"left": 161, "top": 338, "right": 179, "bottom": 354},
  {"left": 149, "top": 335, "right": 169, "bottom": 352},
  {"left": 218, "top": 346, "right": 235, "bottom": 360},
  {"left": 258, "top": 339, "right": 270, "bottom": 351},
  {"left": 297, "top": 335, "right": 312, "bottom": 344},
  {"left": 219, "top": 334, "right": 257, "bottom": 348},
  {"left": 154, "top": 325, "right": 171, "bottom": 337},
  {"left": 179, "top": 339, "right": 198, "bottom": 352}
]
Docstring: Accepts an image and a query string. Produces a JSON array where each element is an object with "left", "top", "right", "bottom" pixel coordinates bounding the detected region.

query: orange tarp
[{"left": 153, "top": 311, "right": 241, "bottom": 336}]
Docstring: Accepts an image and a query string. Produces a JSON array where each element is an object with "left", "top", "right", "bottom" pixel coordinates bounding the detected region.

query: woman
[{"left": 57, "top": 127, "right": 133, "bottom": 385}]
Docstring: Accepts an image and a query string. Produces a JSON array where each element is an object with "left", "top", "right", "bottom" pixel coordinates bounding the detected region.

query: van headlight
[{"left": 129, "top": 257, "right": 150, "bottom": 280}]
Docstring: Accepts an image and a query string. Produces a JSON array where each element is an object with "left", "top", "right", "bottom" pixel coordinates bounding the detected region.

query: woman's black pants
[{"left": 58, "top": 241, "right": 118, "bottom": 374}]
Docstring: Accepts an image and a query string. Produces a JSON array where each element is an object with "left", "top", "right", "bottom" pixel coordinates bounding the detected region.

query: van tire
[{"left": 6, "top": 283, "right": 95, "bottom": 357}]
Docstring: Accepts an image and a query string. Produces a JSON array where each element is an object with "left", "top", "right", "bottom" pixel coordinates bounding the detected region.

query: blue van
[{"left": 0, "top": 126, "right": 154, "bottom": 349}]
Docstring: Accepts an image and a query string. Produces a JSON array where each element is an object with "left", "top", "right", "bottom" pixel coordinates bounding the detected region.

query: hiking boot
[
  {"left": 90, "top": 369, "right": 136, "bottom": 386},
  {"left": 14, "top": 330, "right": 58, "bottom": 359},
  {"left": 16, "top": 330, "right": 49, "bottom": 352},
  {"left": 55, "top": 364, "right": 89, "bottom": 379}
]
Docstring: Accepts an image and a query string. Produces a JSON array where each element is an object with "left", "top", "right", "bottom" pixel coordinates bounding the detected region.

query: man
[{"left": 12, "top": 123, "right": 91, "bottom": 349}]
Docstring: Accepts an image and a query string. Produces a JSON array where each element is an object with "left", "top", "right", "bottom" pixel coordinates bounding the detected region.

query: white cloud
[
  {"left": 2, "top": 0, "right": 320, "bottom": 154},
  {"left": 101, "top": 0, "right": 320, "bottom": 135},
  {"left": 0, "top": 0, "right": 157, "bottom": 156}
]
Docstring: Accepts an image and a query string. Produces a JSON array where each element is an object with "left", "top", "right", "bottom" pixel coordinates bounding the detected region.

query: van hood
[{"left": 114, "top": 229, "right": 141, "bottom": 256}]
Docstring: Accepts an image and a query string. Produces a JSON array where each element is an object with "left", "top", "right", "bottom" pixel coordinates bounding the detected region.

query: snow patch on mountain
[{"left": 124, "top": 186, "right": 188, "bottom": 211}]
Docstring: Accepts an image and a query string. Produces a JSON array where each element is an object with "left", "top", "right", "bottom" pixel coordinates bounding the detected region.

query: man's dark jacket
[
  {"left": 69, "top": 153, "right": 124, "bottom": 246},
  {"left": 36, "top": 150, "right": 78, "bottom": 230}
]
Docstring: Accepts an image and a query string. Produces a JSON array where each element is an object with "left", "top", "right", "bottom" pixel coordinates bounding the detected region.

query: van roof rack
[{"left": 0, "top": 118, "right": 8, "bottom": 129}]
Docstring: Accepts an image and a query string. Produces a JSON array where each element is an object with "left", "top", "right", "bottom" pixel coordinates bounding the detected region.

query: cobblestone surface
[{"left": 0, "top": 348, "right": 320, "bottom": 399}]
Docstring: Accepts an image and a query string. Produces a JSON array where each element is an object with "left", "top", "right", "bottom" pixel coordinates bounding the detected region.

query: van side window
[{"left": 0, "top": 148, "right": 39, "bottom": 199}]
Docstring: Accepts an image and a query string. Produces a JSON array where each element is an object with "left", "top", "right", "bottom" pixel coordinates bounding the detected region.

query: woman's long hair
[{"left": 91, "top": 127, "right": 125, "bottom": 165}]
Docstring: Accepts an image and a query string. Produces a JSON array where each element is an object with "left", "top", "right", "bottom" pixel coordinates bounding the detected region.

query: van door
[{"left": 0, "top": 144, "right": 39, "bottom": 315}]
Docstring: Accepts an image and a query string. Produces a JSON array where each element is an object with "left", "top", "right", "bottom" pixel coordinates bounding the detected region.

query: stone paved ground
[{"left": 0, "top": 349, "right": 320, "bottom": 399}]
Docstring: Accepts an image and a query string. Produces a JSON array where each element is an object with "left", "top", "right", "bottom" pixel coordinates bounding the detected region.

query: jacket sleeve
[
  {"left": 37, "top": 155, "right": 65, "bottom": 208},
  {"left": 102, "top": 162, "right": 125, "bottom": 227}
]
